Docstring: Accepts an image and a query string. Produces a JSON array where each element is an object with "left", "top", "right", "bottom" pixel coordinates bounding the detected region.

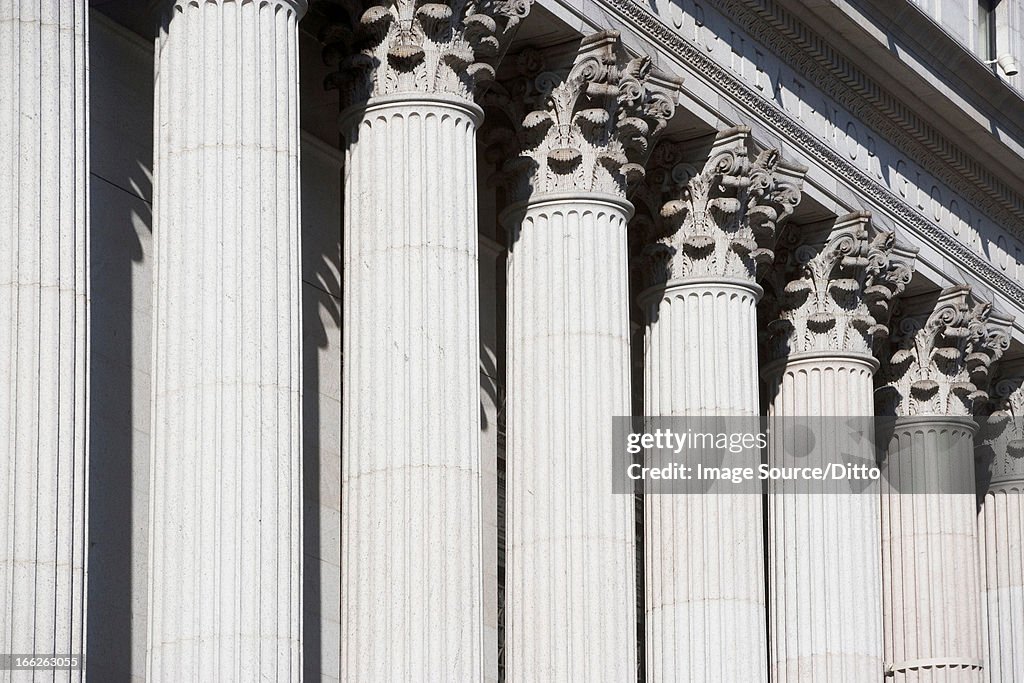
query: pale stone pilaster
[
  {"left": 147, "top": 1, "right": 307, "bottom": 679},
  {"left": 486, "top": 33, "right": 681, "bottom": 680},
  {"left": 322, "top": 2, "right": 530, "bottom": 678},
  {"left": 0, "top": 2, "right": 89, "bottom": 676},
  {"left": 760, "top": 213, "right": 913, "bottom": 681},
  {"left": 977, "top": 373, "right": 1024, "bottom": 682},
  {"left": 877, "top": 287, "right": 1012, "bottom": 682},
  {"left": 633, "top": 128, "right": 804, "bottom": 681}
]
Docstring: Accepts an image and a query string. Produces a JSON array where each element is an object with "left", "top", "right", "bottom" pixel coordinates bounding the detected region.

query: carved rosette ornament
[
  {"left": 634, "top": 127, "right": 805, "bottom": 287},
  {"left": 482, "top": 31, "right": 684, "bottom": 202},
  {"left": 760, "top": 212, "right": 916, "bottom": 362},
  {"left": 321, "top": 0, "right": 531, "bottom": 105},
  {"left": 877, "top": 286, "right": 1012, "bottom": 417}
]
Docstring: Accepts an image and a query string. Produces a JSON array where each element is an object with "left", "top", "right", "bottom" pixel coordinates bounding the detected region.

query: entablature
[{"left": 528, "top": 0, "right": 1024, "bottom": 345}]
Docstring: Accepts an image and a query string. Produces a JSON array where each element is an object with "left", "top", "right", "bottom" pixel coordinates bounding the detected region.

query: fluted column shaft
[
  {"left": 882, "top": 418, "right": 983, "bottom": 681},
  {"left": 765, "top": 353, "right": 884, "bottom": 681},
  {"left": 876, "top": 287, "right": 1006, "bottom": 683},
  {"left": 147, "top": 1, "right": 306, "bottom": 679},
  {"left": 979, "top": 478, "right": 1024, "bottom": 681},
  {"left": 977, "top": 401, "right": 1024, "bottom": 682},
  {"left": 0, "top": 2, "right": 88, "bottom": 676},
  {"left": 341, "top": 94, "right": 484, "bottom": 680},
  {"left": 641, "top": 278, "right": 766, "bottom": 682},
  {"left": 503, "top": 195, "right": 636, "bottom": 681}
]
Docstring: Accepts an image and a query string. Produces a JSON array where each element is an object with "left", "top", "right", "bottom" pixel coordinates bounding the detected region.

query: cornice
[
  {"left": 705, "top": 0, "right": 1024, "bottom": 233},
  {"left": 852, "top": 0, "right": 1024, "bottom": 138},
  {"left": 601, "top": 0, "right": 1024, "bottom": 311}
]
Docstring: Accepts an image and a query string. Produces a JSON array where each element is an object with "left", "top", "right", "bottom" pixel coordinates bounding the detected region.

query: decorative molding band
[
  {"left": 172, "top": 0, "right": 308, "bottom": 12},
  {"left": 886, "top": 657, "right": 984, "bottom": 673},
  {"left": 709, "top": 0, "right": 1024, "bottom": 230},
  {"left": 603, "top": 0, "right": 1024, "bottom": 310}
]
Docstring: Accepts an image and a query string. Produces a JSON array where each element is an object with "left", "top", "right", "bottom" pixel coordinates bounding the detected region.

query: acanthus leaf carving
[
  {"left": 632, "top": 127, "right": 805, "bottom": 287},
  {"left": 877, "top": 286, "right": 1013, "bottom": 417},
  {"left": 602, "top": 0, "right": 1024, "bottom": 313},
  {"left": 976, "top": 369, "right": 1024, "bottom": 487},
  {"left": 480, "top": 32, "right": 684, "bottom": 202},
  {"left": 760, "top": 212, "right": 916, "bottom": 361},
  {"left": 320, "top": 0, "right": 532, "bottom": 107}
]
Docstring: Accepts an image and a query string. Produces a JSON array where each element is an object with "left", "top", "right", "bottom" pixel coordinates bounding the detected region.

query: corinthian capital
[
  {"left": 633, "top": 127, "right": 805, "bottom": 286},
  {"left": 976, "top": 367, "right": 1024, "bottom": 488},
  {"left": 760, "top": 212, "right": 916, "bottom": 361},
  {"left": 877, "top": 286, "right": 1013, "bottom": 417},
  {"left": 321, "top": 0, "right": 532, "bottom": 107},
  {"left": 989, "top": 373, "right": 1024, "bottom": 418},
  {"left": 481, "top": 31, "right": 683, "bottom": 202}
]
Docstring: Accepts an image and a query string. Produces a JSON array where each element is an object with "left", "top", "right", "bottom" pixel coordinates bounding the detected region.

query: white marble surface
[
  {"left": 0, "top": 4, "right": 89, "bottom": 681},
  {"left": 340, "top": 95, "right": 485, "bottom": 681},
  {"left": 504, "top": 195, "right": 637, "bottom": 681},
  {"left": 765, "top": 355, "right": 884, "bottom": 682},
  {"left": 147, "top": 1, "right": 307, "bottom": 679},
  {"left": 641, "top": 279, "right": 767, "bottom": 682}
]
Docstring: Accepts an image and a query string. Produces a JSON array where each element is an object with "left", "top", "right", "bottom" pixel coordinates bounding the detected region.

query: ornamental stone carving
[
  {"left": 978, "top": 369, "right": 1024, "bottom": 487},
  {"left": 606, "top": 0, "right": 1024, "bottom": 316},
  {"left": 760, "top": 212, "right": 915, "bottom": 361},
  {"left": 481, "top": 32, "right": 683, "bottom": 202},
  {"left": 877, "top": 286, "right": 1013, "bottom": 417},
  {"left": 321, "top": 0, "right": 531, "bottom": 106},
  {"left": 633, "top": 127, "right": 805, "bottom": 286}
]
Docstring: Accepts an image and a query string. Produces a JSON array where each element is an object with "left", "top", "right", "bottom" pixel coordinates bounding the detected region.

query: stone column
[
  {"left": 484, "top": 33, "right": 681, "bottom": 680},
  {"left": 632, "top": 128, "right": 804, "bottom": 681},
  {"left": 0, "top": 1, "right": 89, "bottom": 675},
  {"left": 976, "top": 372, "right": 1024, "bottom": 682},
  {"left": 760, "top": 213, "right": 913, "bottom": 681},
  {"left": 321, "top": 2, "right": 529, "bottom": 679},
  {"left": 877, "top": 287, "right": 1011, "bottom": 682},
  {"left": 147, "top": 1, "right": 307, "bottom": 679}
]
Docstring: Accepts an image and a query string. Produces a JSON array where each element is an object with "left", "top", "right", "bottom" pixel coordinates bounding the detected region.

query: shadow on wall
[
  {"left": 87, "top": 12, "right": 157, "bottom": 682},
  {"left": 300, "top": 138, "right": 343, "bottom": 681},
  {"left": 85, "top": 9, "right": 350, "bottom": 680},
  {"left": 87, "top": 161, "right": 151, "bottom": 681}
]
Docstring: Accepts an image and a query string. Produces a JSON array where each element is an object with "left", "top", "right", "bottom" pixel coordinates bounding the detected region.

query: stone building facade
[{"left": 2, "top": 0, "right": 1024, "bottom": 680}]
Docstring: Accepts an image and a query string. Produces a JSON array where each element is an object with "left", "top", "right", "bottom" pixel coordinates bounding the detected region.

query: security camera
[
  {"left": 998, "top": 54, "right": 1020, "bottom": 76},
  {"left": 986, "top": 54, "right": 1020, "bottom": 77}
]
